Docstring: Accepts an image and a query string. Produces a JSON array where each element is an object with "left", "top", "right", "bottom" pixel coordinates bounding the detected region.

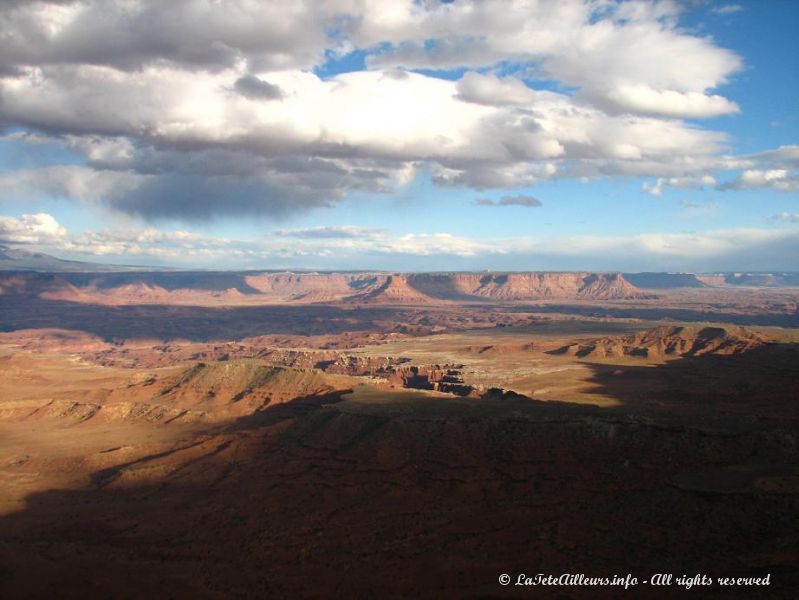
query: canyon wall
[{"left": 0, "top": 271, "right": 653, "bottom": 305}]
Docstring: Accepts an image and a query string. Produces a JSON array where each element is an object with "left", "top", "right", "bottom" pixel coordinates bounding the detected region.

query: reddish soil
[{"left": 0, "top": 270, "right": 797, "bottom": 598}]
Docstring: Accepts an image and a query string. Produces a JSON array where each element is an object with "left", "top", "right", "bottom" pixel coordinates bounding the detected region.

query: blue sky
[{"left": 0, "top": 0, "right": 797, "bottom": 271}]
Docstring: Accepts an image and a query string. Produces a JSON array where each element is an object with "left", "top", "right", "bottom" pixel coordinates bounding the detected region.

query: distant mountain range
[
  {"left": 0, "top": 246, "right": 175, "bottom": 273},
  {"left": 1, "top": 246, "right": 797, "bottom": 289},
  {"left": 623, "top": 271, "right": 799, "bottom": 288}
]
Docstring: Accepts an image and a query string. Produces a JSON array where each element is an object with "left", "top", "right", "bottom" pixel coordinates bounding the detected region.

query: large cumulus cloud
[
  {"left": 0, "top": 0, "right": 786, "bottom": 222},
  {"left": 0, "top": 0, "right": 332, "bottom": 74}
]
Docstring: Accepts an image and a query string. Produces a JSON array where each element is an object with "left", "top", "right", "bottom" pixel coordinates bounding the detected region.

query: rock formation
[
  {"left": 549, "top": 325, "right": 770, "bottom": 359},
  {"left": 0, "top": 271, "right": 654, "bottom": 305}
]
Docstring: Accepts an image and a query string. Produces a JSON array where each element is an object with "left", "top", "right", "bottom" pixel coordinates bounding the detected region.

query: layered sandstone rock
[
  {"left": 405, "top": 272, "right": 651, "bottom": 301},
  {"left": 0, "top": 270, "right": 652, "bottom": 305}
]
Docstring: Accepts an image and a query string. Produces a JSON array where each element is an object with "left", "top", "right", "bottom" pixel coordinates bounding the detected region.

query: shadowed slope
[
  {"left": 0, "top": 346, "right": 797, "bottom": 598},
  {"left": 549, "top": 325, "right": 771, "bottom": 359}
]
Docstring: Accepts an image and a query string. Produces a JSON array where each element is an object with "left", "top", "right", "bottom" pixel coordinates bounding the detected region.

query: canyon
[{"left": 0, "top": 268, "right": 797, "bottom": 598}]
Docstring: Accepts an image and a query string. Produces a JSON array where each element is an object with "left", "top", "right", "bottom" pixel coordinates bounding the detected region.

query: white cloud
[
  {"left": 361, "top": 0, "right": 741, "bottom": 119},
  {"left": 642, "top": 175, "right": 716, "bottom": 196},
  {"left": 0, "top": 213, "right": 67, "bottom": 244},
  {"left": 59, "top": 226, "right": 799, "bottom": 271},
  {"left": 60, "top": 227, "right": 230, "bottom": 257},
  {"left": 274, "top": 226, "right": 385, "bottom": 239},
  {"left": 1, "top": 62, "right": 735, "bottom": 217},
  {"left": 0, "top": 0, "right": 334, "bottom": 73},
  {"left": 720, "top": 169, "right": 799, "bottom": 192},
  {"left": 455, "top": 73, "right": 539, "bottom": 107},
  {"left": 0, "top": 0, "right": 775, "bottom": 224},
  {"left": 602, "top": 85, "right": 739, "bottom": 118},
  {"left": 375, "top": 233, "right": 497, "bottom": 257},
  {"left": 0, "top": 66, "right": 506, "bottom": 162},
  {"left": 3, "top": 213, "right": 796, "bottom": 272}
]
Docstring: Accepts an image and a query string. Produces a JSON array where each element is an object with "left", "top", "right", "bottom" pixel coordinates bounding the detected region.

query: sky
[{"left": 0, "top": 0, "right": 797, "bottom": 272}]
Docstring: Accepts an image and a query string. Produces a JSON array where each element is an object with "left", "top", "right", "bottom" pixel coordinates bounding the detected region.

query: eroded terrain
[{"left": 0, "top": 271, "right": 798, "bottom": 598}]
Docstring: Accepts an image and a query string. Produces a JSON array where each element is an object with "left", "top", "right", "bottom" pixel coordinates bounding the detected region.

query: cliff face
[
  {"left": 405, "top": 272, "right": 650, "bottom": 301},
  {"left": 348, "top": 274, "right": 435, "bottom": 304},
  {"left": 0, "top": 271, "right": 651, "bottom": 305},
  {"left": 244, "top": 273, "right": 381, "bottom": 302}
]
